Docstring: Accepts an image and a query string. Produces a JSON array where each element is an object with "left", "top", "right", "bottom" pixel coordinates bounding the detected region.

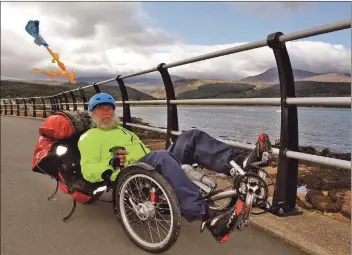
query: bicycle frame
[
  {"left": 208, "top": 189, "right": 238, "bottom": 202},
  {"left": 207, "top": 154, "right": 272, "bottom": 204}
]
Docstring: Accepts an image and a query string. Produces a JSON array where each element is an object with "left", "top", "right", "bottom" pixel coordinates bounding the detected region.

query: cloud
[
  {"left": 0, "top": 2, "right": 179, "bottom": 80},
  {"left": 1, "top": 2, "right": 350, "bottom": 82},
  {"left": 280, "top": 2, "right": 310, "bottom": 10},
  {"left": 234, "top": 2, "right": 312, "bottom": 18},
  {"left": 2, "top": 2, "right": 178, "bottom": 47}
]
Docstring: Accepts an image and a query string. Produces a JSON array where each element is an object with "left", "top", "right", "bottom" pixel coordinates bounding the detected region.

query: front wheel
[{"left": 114, "top": 167, "right": 181, "bottom": 253}]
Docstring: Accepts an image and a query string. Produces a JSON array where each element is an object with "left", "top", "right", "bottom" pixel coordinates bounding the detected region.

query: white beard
[{"left": 90, "top": 112, "right": 120, "bottom": 130}]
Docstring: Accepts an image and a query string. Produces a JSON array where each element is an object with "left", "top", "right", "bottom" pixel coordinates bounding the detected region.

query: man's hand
[
  {"left": 116, "top": 148, "right": 128, "bottom": 166},
  {"left": 110, "top": 148, "right": 129, "bottom": 170}
]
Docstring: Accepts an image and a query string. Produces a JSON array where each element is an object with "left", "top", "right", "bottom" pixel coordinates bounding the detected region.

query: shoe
[
  {"left": 243, "top": 133, "right": 272, "bottom": 170},
  {"left": 201, "top": 205, "right": 240, "bottom": 244}
]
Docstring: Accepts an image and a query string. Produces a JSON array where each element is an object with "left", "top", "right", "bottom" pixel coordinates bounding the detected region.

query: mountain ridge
[
  {"left": 240, "top": 67, "right": 350, "bottom": 83},
  {"left": 0, "top": 80, "right": 155, "bottom": 101},
  {"left": 177, "top": 81, "right": 351, "bottom": 100},
  {"left": 1, "top": 67, "right": 349, "bottom": 100},
  {"left": 74, "top": 74, "right": 185, "bottom": 86}
]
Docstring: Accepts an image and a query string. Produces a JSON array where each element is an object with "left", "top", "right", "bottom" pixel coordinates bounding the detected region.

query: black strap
[
  {"left": 47, "top": 178, "right": 59, "bottom": 201},
  {"left": 62, "top": 199, "right": 77, "bottom": 222}
]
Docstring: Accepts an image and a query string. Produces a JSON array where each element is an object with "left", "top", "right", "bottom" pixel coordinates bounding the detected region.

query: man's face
[{"left": 91, "top": 104, "right": 117, "bottom": 129}]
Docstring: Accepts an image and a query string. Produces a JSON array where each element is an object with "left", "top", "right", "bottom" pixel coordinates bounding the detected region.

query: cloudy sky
[{"left": 1, "top": 2, "right": 351, "bottom": 82}]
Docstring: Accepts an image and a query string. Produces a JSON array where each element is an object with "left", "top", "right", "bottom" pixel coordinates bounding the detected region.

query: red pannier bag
[
  {"left": 32, "top": 110, "right": 91, "bottom": 174},
  {"left": 32, "top": 113, "right": 75, "bottom": 176},
  {"left": 31, "top": 111, "right": 94, "bottom": 204}
]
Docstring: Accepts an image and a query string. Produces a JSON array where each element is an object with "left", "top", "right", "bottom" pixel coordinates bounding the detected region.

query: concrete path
[{"left": 1, "top": 116, "right": 306, "bottom": 255}]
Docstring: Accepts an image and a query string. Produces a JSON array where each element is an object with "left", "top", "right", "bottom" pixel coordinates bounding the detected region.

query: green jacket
[{"left": 78, "top": 125, "right": 151, "bottom": 183}]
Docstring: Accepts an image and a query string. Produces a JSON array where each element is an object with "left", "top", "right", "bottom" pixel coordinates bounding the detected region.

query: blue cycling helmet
[{"left": 88, "top": 93, "right": 116, "bottom": 112}]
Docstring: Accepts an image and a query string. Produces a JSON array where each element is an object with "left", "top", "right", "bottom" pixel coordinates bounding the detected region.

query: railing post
[
  {"left": 116, "top": 75, "right": 132, "bottom": 131},
  {"left": 79, "top": 87, "right": 88, "bottom": 110},
  {"left": 157, "top": 63, "right": 179, "bottom": 149},
  {"left": 15, "top": 99, "right": 20, "bottom": 116},
  {"left": 3, "top": 100, "right": 8, "bottom": 115},
  {"left": 22, "top": 99, "right": 27, "bottom": 116},
  {"left": 0, "top": 101, "right": 3, "bottom": 115},
  {"left": 53, "top": 95, "right": 59, "bottom": 112},
  {"left": 51, "top": 96, "right": 56, "bottom": 112},
  {"left": 93, "top": 83, "right": 101, "bottom": 94},
  {"left": 267, "top": 32, "right": 302, "bottom": 217},
  {"left": 8, "top": 99, "right": 13, "bottom": 115},
  {"left": 31, "top": 98, "right": 36, "bottom": 117},
  {"left": 69, "top": 90, "right": 77, "bottom": 111},
  {"left": 49, "top": 97, "right": 54, "bottom": 114},
  {"left": 0, "top": 100, "right": 4, "bottom": 115},
  {"left": 41, "top": 97, "right": 47, "bottom": 118},
  {"left": 62, "top": 93, "right": 69, "bottom": 111},
  {"left": 57, "top": 94, "right": 63, "bottom": 110}
]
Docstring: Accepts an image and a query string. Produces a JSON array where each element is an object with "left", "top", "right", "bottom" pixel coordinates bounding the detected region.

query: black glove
[
  {"left": 101, "top": 170, "right": 113, "bottom": 182},
  {"left": 109, "top": 155, "right": 122, "bottom": 170},
  {"left": 108, "top": 147, "right": 127, "bottom": 170}
]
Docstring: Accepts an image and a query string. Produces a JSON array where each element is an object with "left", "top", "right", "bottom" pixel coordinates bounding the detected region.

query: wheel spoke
[
  {"left": 152, "top": 218, "right": 170, "bottom": 236},
  {"left": 155, "top": 210, "right": 172, "bottom": 227},
  {"left": 146, "top": 219, "right": 154, "bottom": 243}
]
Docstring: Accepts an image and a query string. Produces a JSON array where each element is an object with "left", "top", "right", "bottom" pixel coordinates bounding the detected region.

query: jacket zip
[
  {"left": 120, "top": 127, "right": 133, "bottom": 143},
  {"left": 139, "top": 143, "right": 147, "bottom": 154},
  {"left": 122, "top": 128, "right": 148, "bottom": 155}
]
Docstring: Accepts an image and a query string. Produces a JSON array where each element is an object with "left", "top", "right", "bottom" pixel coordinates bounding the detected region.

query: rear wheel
[{"left": 114, "top": 167, "right": 181, "bottom": 253}]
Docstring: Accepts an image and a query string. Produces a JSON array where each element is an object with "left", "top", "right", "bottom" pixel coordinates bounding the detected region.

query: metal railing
[{"left": 1, "top": 19, "right": 351, "bottom": 217}]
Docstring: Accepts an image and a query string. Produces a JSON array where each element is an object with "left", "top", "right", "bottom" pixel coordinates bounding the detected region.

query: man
[{"left": 78, "top": 93, "right": 272, "bottom": 242}]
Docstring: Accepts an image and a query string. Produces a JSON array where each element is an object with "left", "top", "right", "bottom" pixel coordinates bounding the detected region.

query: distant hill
[
  {"left": 241, "top": 67, "right": 351, "bottom": 84},
  {"left": 150, "top": 79, "right": 198, "bottom": 99},
  {"left": 244, "top": 81, "right": 351, "bottom": 98},
  {"left": 149, "top": 79, "right": 268, "bottom": 99},
  {"left": 73, "top": 70, "right": 352, "bottom": 86},
  {"left": 3, "top": 78, "right": 66, "bottom": 86},
  {"left": 301, "top": 73, "right": 351, "bottom": 83},
  {"left": 126, "top": 83, "right": 163, "bottom": 95},
  {"left": 177, "top": 83, "right": 255, "bottom": 99},
  {"left": 2, "top": 67, "right": 350, "bottom": 102},
  {"left": 1, "top": 80, "right": 70, "bottom": 98},
  {"left": 241, "top": 67, "right": 321, "bottom": 83},
  {"left": 75, "top": 74, "right": 185, "bottom": 86},
  {"left": 0, "top": 80, "right": 155, "bottom": 101},
  {"left": 132, "top": 68, "right": 350, "bottom": 99},
  {"left": 175, "top": 81, "right": 350, "bottom": 100}
]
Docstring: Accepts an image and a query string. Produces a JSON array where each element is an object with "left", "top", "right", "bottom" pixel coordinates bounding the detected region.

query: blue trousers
[{"left": 139, "top": 129, "right": 241, "bottom": 221}]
